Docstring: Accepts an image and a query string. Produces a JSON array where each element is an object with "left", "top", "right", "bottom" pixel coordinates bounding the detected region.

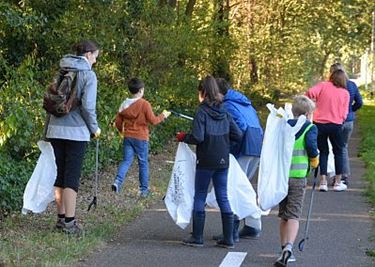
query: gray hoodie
[{"left": 46, "top": 55, "right": 99, "bottom": 141}]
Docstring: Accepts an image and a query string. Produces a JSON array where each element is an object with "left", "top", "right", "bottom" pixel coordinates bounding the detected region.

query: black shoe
[
  {"left": 238, "top": 225, "right": 261, "bottom": 239},
  {"left": 274, "top": 248, "right": 292, "bottom": 267},
  {"left": 216, "top": 239, "right": 234, "bottom": 249},
  {"left": 182, "top": 235, "right": 203, "bottom": 247},
  {"left": 213, "top": 233, "right": 240, "bottom": 243}
]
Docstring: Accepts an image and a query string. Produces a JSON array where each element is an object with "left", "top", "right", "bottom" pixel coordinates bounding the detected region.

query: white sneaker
[
  {"left": 318, "top": 182, "right": 328, "bottom": 192},
  {"left": 333, "top": 181, "right": 347, "bottom": 192}
]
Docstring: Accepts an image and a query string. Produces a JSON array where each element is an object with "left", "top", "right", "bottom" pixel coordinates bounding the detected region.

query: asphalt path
[{"left": 78, "top": 124, "right": 374, "bottom": 267}]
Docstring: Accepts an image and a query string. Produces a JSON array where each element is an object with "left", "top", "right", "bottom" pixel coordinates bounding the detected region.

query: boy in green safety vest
[{"left": 275, "top": 95, "right": 319, "bottom": 267}]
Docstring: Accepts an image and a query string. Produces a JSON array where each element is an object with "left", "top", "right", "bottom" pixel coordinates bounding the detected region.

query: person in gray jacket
[{"left": 46, "top": 40, "right": 101, "bottom": 234}]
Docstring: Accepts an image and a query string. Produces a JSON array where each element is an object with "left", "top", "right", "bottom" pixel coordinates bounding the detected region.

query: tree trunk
[
  {"left": 212, "top": 0, "right": 231, "bottom": 81},
  {"left": 158, "top": 0, "right": 167, "bottom": 6},
  {"left": 319, "top": 52, "right": 331, "bottom": 79},
  {"left": 185, "top": 0, "right": 196, "bottom": 17},
  {"left": 249, "top": 56, "right": 258, "bottom": 84},
  {"left": 168, "top": 0, "right": 177, "bottom": 8}
]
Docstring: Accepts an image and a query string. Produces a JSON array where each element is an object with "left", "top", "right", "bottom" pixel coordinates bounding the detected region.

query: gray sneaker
[
  {"left": 63, "top": 219, "right": 83, "bottom": 235},
  {"left": 55, "top": 218, "right": 65, "bottom": 230}
]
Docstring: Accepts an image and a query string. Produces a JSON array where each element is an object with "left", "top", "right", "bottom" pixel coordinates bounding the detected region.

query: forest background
[{"left": 1, "top": 0, "right": 374, "bottom": 216}]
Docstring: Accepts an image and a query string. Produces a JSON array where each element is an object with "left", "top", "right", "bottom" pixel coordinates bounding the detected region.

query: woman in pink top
[{"left": 306, "top": 69, "right": 349, "bottom": 192}]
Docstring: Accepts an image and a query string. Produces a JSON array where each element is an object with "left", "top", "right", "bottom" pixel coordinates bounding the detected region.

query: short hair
[
  {"left": 215, "top": 78, "right": 231, "bottom": 95},
  {"left": 128, "top": 78, "right": 145, "bottom": 94},
  {"left": 329, "top": 69, "right": 347, "bottom": 89},
  {"left": 292, "top": 95, "right": 315, "bottom": 117}
]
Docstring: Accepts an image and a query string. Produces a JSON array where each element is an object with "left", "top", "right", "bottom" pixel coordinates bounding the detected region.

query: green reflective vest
[{"left": 289, "top": 124, "right": 313, "bottom": 178}]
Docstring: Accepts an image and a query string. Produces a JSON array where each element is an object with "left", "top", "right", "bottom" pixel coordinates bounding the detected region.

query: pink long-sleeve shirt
[{"left": 306, "top": 81, "right": 349, "bottom": 124}]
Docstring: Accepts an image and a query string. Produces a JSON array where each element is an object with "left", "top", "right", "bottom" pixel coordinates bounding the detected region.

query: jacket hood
[
  {"left": 60, "top": 55, "right": 92, "bottom": 71},
  {"left": 201, "top": 102, "right": 227, "bottom": 120},
  {"left": 118, "top": 98, "right": 144, "bottom": 119},
  {"left": 224, "top": 89, "right": 252, "bottom": 107}
]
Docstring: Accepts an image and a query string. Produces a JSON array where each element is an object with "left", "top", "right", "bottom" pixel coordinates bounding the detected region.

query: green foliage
[
  {"left": 0, "top": 0, "right": 374, "bottom": 214},
  {"left": 357, "top": 102, "right": 375, "bottom": 205}
]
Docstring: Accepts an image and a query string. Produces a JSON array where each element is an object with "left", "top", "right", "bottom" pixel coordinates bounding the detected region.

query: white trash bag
[
  {"left": 257, "top": 103, "right": 306, "bottom": 211},
  {"left": 206, "top": 154, "right": 261, "bottom": 220},
  {"left": 327, "top": 140, "right": 335, "bottom": 177},
  {"left": 22, "top": 140, "right": 57, "bottom": 214},
  {"left": 164, "top": 143, "right": 196, "bottom": 229}
]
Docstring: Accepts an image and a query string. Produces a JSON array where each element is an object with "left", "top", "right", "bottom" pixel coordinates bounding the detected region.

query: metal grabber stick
[
  {"left": 169, "top": 110, "right": 193, "bottom": 121},
  {"left": 298, "top": 167, "right": 319, "bottom": 251},
  {"left": 88, "top": 139, "right": 99, "bottom": 211}
]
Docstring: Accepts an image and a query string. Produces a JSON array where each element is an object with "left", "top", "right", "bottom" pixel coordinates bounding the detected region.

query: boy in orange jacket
[{"left": 112, "top": 78, "right": 170, "bottom": 197}]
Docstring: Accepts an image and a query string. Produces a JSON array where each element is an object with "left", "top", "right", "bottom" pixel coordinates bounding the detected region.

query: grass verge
[
  {"left": 357, "top": 101, "right": 375, "bottom": 257},
  {"left": 0, "top": 141, "right": 176, "bottom": 266}
]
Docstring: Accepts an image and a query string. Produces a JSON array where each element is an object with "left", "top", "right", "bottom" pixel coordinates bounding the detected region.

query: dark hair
[
  {"left": 198, "top": 75, "right": 223, "bottom": 106},
  {"left": 329, "top": 69, "right": 347, "bottom": 89},
  {"left": 215, "top": 78, "right": 231, "bottom": 95},
  {"left": 330, "top": 62, "right": 344, "bottom": 73},
  {"left": 128, "top": 78, "right": 145, "bottom": 94},
  {"left": 72, "top": 40, "right": 99, "bottom": 56}
]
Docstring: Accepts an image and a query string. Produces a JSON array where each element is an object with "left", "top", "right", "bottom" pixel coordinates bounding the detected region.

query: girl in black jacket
[{"left": 176, "top": 75, "right": 242, "bottom": 248}]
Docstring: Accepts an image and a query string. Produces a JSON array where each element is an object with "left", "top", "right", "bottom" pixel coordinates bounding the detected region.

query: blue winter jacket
[
  {"left": 345, "top": 80, "right": 363, "bottom": 122},
  {"left": 223, "top": 89, "right": 263, "bottom": 158}
]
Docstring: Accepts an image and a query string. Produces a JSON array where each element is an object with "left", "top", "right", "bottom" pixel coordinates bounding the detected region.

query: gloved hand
[
  {"left": 93, "top": 128, "right": 101, "bottom": 139},
  {"left": 176, "top": 131, "right": 186, "bottom": 142},
  {"left": 162, "top": 110, "right": 171, "bottom": 118},
  {"left": 310, "top": 156, "right": 319, "bottom": 168}
]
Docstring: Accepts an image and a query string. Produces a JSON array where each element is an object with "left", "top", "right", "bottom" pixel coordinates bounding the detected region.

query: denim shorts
[{"left": 278, "top": 178, "right": 306, "bottom": 220}]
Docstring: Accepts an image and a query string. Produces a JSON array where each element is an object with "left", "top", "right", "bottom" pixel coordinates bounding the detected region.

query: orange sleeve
[
  {"left": 114, "top": 113, "right": 124, "bottom": 133},
  {"left": 144, "top": 101, "right": 165, "bottom": 125}
]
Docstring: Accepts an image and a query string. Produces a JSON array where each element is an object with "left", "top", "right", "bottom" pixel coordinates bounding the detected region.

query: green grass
[
  {"left": 357, "top": 101, "right": 375, "bottom": 257},
  {"left": 357, "top": 102, "right": 375, "bottom": 205},
  {"left": 0, "top": 143, "right": 174, "bottom": 266}
]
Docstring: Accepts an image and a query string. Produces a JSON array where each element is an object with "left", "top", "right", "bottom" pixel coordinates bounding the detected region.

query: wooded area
[{"left": 0, "top": 0, "right": 374, "bottom": 215}]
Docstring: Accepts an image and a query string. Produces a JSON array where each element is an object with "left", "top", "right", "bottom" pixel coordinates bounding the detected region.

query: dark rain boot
[
  {"left": 182, "top": 211, "right": 205, "bottom": 247},
  {"left": 216, "top": 213, "right": 234, "bottom": 249},
  {"left": 233, "top": 215, "right": 240, "bottom": 242},
  {"left": 238, "top": 224, "right": 261, "bottom": 239},
  {"left": 212, "top": 215, "right": 240, "bottom": 243}
]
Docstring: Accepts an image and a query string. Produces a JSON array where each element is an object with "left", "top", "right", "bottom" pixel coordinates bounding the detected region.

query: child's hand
[
  {"left": 162, "top": 110, "right": 171, "bottom": 118},
  {"left": 310, "top": 156, "right": 319, "bottom": 168}
]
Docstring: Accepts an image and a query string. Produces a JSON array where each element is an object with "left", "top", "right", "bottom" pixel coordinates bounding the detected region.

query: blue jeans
[
  {"left": 114, "top": 137, "right": 149, "bottom": 193},
  {"left": 315, "top": 123, "right": 345, "bottom": 176},
  {"left": 342, "top": 121, "right": 354, "bottom": 176},
  {"left": 193, "top": 168, "right": 232, "bottom": 214}
]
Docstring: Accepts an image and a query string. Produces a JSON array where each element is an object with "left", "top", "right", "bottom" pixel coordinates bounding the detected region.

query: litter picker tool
[
  {"left": 88, "top": 139, "right": 99, "bottom": 211},
  {"left": 298, "top": 167, "right": 319, "bottom": 251},
  {"left": 169, "top": 110, "right": 193, "bottom": 121}
]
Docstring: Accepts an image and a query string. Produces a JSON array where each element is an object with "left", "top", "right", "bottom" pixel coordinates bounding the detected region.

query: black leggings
[{"left": 50, "top": 139, "right": 87, "bottom": 192}]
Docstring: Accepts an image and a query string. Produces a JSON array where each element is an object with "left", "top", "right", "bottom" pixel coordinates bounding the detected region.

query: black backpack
[{"left": 43, "top": 69, "right": 79, "bottom": 117}]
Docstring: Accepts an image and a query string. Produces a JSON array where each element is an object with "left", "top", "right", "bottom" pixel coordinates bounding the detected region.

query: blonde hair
[{"left": 292, "top": 95, "right": 315, "bottom": 117}]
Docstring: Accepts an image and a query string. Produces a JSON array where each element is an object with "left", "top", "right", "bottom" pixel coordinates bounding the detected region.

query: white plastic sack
[
  {"left": 206, "top": 155, "right": 261, "bottom": 220},
  {"left": 327, "top": 140, "right": 335, "bottom": 177},
  {"left": 22, "top": 140, "right": 57, "bottom": 214},
  {"left": 257, "top": 103, "right": 306, "bottom": 211},
  {"left": 164, "top": 143, "right": 196, "bottom": 229}
]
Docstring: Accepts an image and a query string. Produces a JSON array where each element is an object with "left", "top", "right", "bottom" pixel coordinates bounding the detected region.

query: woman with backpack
[
  {"left": 176, "top": 75, "right": 242, "bottom": 248},
  {"left": 45, "top": 40, "right": 101, "bottom": 235}
]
